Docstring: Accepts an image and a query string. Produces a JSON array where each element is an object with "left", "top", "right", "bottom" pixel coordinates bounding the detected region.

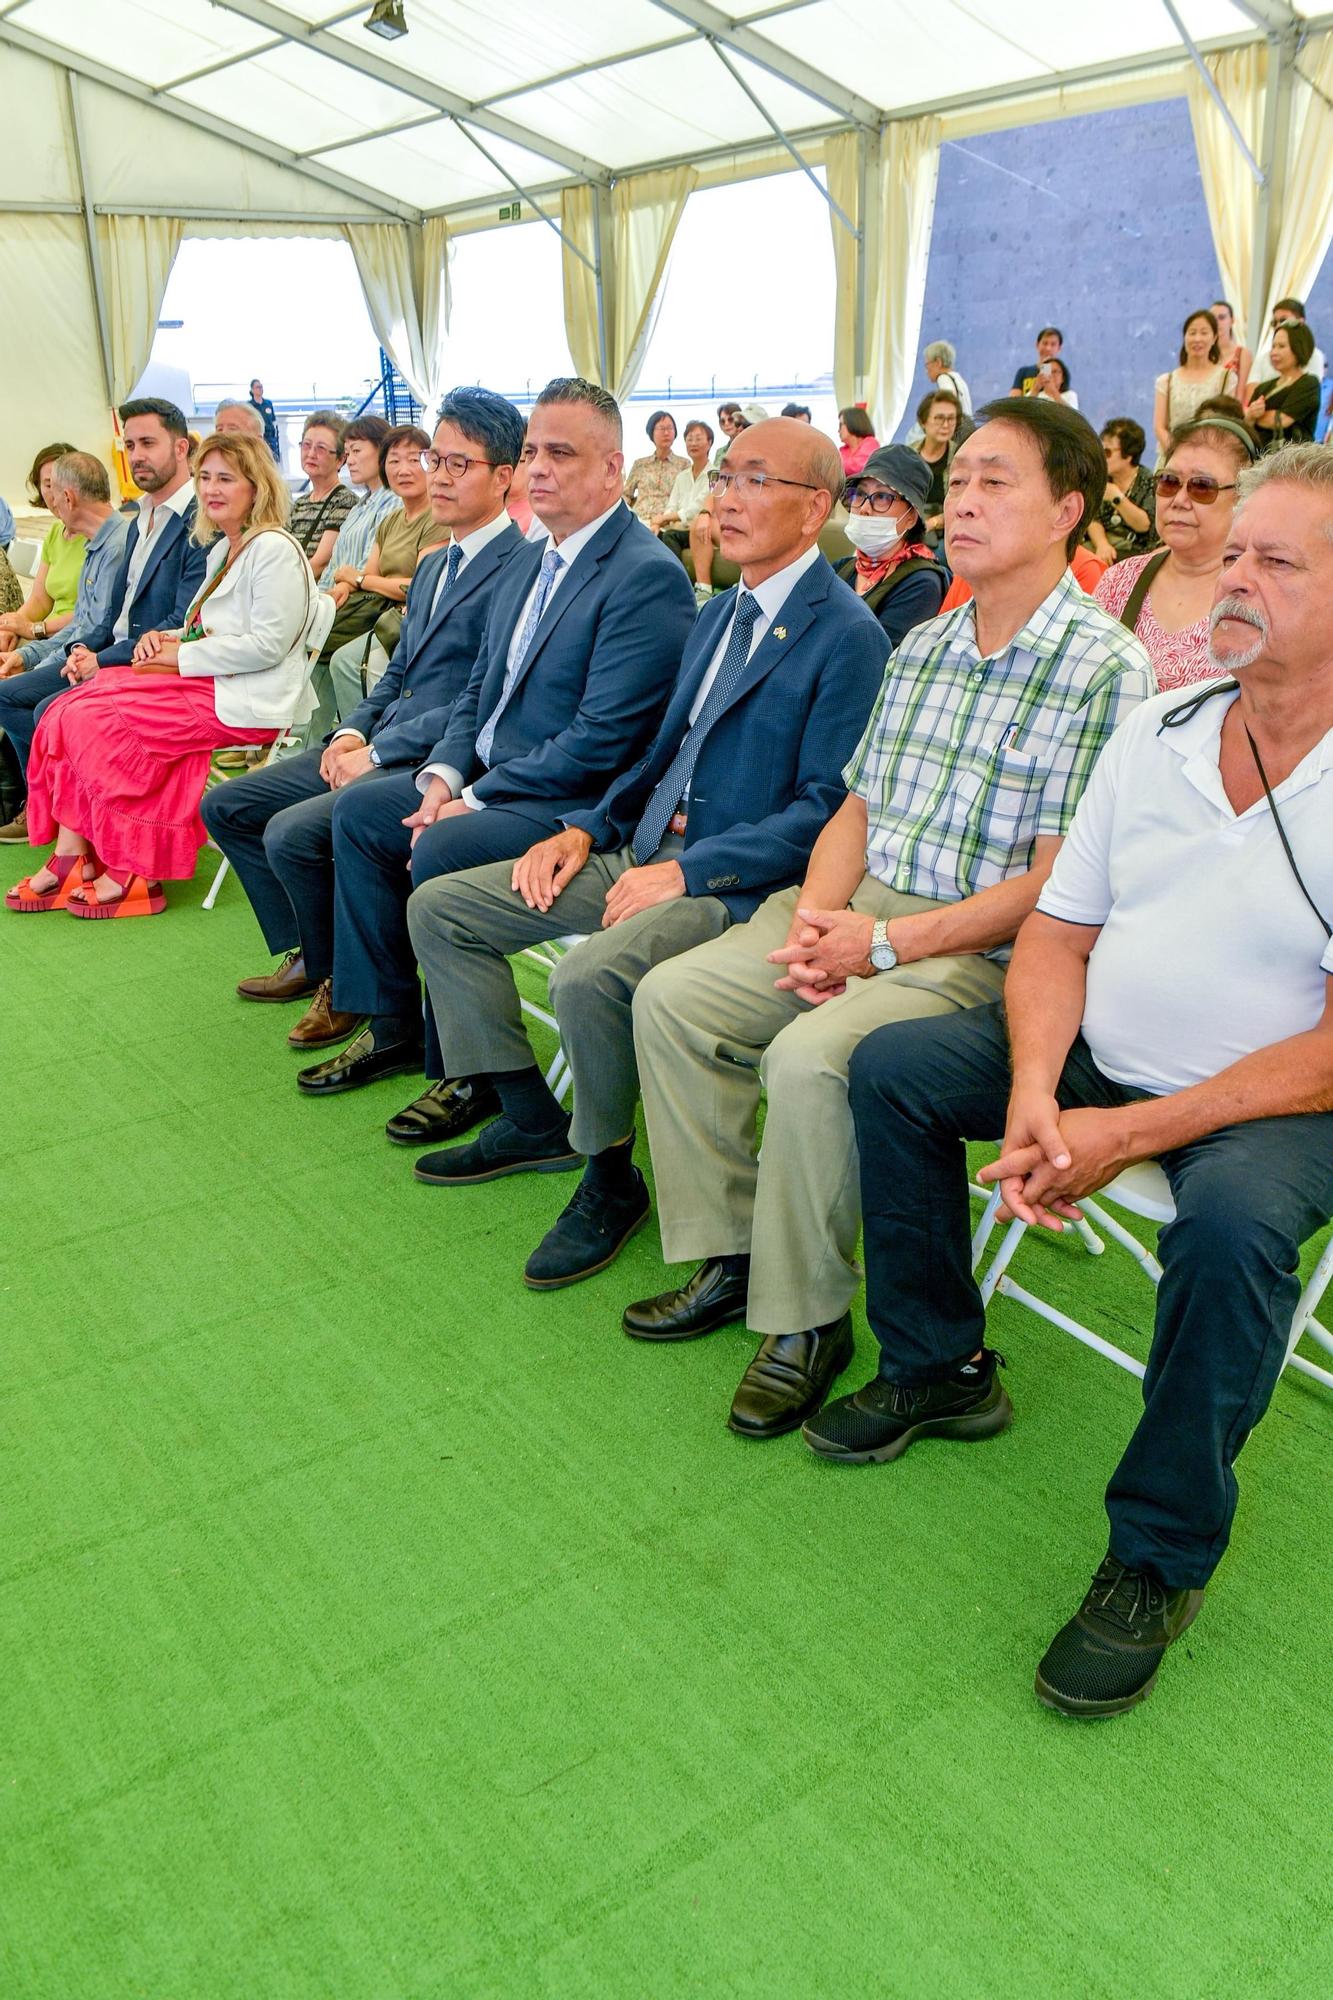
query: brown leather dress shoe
[
  {"left": 236, "top": 948, "right": 318, "bottom": 1003},
  {"left": 0, "top": 807, "right": 29, "bottom": 844},
  {"left": 287, "top": 979, "right": 365, "bottom": 1048}
]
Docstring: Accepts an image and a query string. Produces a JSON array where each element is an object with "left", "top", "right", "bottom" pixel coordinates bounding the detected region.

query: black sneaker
[
  {"left": 801, "top": 1349, "right": 1011, "bottom": 1462},
  {"left": 523, "top": 1170, "right": 651, "bottom": 1289},
  {"left": 1035, "top": 1555, "right": 1204, "bottom": 1719}
]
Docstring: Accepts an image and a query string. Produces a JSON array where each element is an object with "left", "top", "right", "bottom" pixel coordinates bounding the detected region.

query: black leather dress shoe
[
  {"left": 524, "top": 1170, "right": 651, "bottom": 1289},
  {"left": 622, "top": 1259, "right": 750, "bottom": 1342},
  {"left": 728, "top": 1314, "right": 855, "bottom": 1440},
  {"left": 385, "top": 1078, "right": 500, "bottom": 1145},
  {"left": 413, "top": 1114, "right": 582, "bottom": 1185},
  {"left": 296, "top": 1027, "right": 424, "bottom": 1096}
]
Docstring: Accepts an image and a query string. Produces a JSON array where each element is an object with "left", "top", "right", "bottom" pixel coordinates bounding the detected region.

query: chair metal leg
[{"left": 202, "top": 853, "right": 230, "bottom": 910}]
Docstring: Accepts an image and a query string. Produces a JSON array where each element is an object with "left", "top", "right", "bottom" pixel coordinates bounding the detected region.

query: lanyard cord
[{"left": 1243, "top": 722, "right": 1333, "bottom": 941}]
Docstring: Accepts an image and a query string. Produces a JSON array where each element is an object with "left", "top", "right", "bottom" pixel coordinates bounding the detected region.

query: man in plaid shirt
[{"left": 626, "top": 398, "right": 1155, "bottom": 1440}]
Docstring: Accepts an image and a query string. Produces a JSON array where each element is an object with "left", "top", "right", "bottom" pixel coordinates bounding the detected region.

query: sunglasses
[{"left": 1154, "top": 472, "right": 1237, "bottom": 504}]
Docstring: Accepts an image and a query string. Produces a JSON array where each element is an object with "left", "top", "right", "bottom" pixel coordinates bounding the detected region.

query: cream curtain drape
[
  {"left": 1186, "top": 44, "right": 1266, "bottom": 334},
  {"left": 342, "top": 218, "right": 451, "bottom": 409},
  {"left": 561, "top": 166, "right": 697, "bottom": 402},
  {"left": 824, "top": 130, "right": 861, "bottom": 409},
  {"left": 1262, "top": 29, "right": 1333, "bottom": 332},
  {"left": 865, "top": 116, "right": 941, "bottom": 446},
  {"left": 96, "top": 213, "right": 183, "bottom": 404}
]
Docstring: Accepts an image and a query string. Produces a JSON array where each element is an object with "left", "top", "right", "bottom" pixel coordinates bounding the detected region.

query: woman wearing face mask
[
  {"left": 833, "top": 445, "right": 947, "bottom": 646},
  {"left": 1093, "top": 417, "right": 1258, "bottom": 689}
]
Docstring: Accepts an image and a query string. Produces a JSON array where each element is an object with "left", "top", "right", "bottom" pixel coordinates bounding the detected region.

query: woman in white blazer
[{"left": 11, "top": 431, "right": 318, "bottom": 918}]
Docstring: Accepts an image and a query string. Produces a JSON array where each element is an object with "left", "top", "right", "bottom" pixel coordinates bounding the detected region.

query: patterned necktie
[
  {"left": 442, "top": 542, "right": 463, "bottom": 592},
  {"left": 633, "top": 591, "right": 763, "bottom": 863},
  {"left": 476, "top": 545, "right": 563, "bottom": 764}
]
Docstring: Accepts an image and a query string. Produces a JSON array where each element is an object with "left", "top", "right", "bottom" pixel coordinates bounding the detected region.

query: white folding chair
[
  {"left": 202, "top": 591, "right": 337, "bottom": 910},
  {"left": 971, "top": 1161, "right": 1333, "bottom": 1392},
  {"left": 8, "top": 537, "right": 40, "bottom": 579},
  {"left": 517, "top": 935, "right": 588, "bottom": 1105}
]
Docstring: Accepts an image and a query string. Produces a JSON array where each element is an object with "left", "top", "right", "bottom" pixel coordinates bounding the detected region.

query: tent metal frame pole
[
  {"left": 1161, "top": 0, "right": 1265, "bottom": 181},
  {"left": 65, "top": 70, "right": 116, "bottom": 404},
  {"left": 1248, "top": 22, "right": 1300, "bottom": 347},
  {"left": 853, "top": 126, "right": 870, "bottom": 395},
  {"left": 706, "top": 39, "right": 860, "bottom": 240},
  {"left": 592, "top": 187, "right": 611, "bottom": 389},
  {"left": 451, "top": 125, "right": 597, "bottom": 272}
]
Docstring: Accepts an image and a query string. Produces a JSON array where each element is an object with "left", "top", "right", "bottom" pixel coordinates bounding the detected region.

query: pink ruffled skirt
[{"left": 26, "top": 669, "right": 276, "bottom": 882}]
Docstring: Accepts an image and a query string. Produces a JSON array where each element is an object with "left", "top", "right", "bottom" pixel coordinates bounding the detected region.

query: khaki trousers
[
  {"left": 406, "top": 839, "right": 729, "bottom": 1156},
  {"left": 632, "top": 880, "right": 1006, "bottom": 1335}
]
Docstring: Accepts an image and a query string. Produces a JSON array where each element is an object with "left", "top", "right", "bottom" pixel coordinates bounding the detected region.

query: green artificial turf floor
[{"left": 4, "top": 842, "right": 1332, "bottom": 2000}]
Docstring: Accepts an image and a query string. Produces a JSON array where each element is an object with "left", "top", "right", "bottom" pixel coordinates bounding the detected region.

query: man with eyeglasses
[
  {"left": 201, "top": 388, "right": 530, "bottom": 1052},
  {"left": 401, "top": 416, "right": 888, "bottom": 1284},
  {"left": 295, "top": 376, "right": 697, "bottom": 1111},
  {"left": 625, "top": 398, "right": 1155, "bottom": 1442}
]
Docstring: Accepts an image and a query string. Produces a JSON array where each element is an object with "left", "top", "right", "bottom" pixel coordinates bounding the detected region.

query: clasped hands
[
  {"left": 319, "top": 735, "right": 374, "bottom": 790},
  {"left": 977, "top": 1088, "right": 1137, "bottom": 1232},
  {"left": 767, "top": 905, "right": 879, "bottom": 1005},
  {"left": 130, "top": 630, "right": 181, "bottom": 673},
  {"left": 510, "top": 826, "right": 685, "bottom": 926}
]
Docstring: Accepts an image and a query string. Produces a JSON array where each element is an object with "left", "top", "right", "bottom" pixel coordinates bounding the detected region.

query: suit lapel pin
[{"left": 773, "top": 625, "right": 787, "bottom": 641}]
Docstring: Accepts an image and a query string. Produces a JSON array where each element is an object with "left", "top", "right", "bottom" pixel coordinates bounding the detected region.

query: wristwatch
[{"left": 869, "top": 917, "right": 899, "bottom": 972}]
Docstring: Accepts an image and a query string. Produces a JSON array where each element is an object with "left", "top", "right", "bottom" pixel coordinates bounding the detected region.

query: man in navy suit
[
  {"left": 296, "top": 377, "right": 697, "bottom": 1105},
  {"left": 202, "top": 388, "right": 529, "bottom": 1051},
  {"left": 0, "top": 400, "right": 203, "bottom": 817},
  {"left": 403, "top": 417, "right": 889, "bottom": 1285}
]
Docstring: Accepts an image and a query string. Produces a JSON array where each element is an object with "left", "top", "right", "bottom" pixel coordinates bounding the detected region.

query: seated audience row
[{"left": 6, "top": 384, "right": 1331, "bottom": 1728}]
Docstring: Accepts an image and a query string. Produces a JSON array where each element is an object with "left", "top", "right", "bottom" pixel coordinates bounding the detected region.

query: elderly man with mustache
[{"left": 817, "top": 441, "right": 1333, "bottom": 1720}]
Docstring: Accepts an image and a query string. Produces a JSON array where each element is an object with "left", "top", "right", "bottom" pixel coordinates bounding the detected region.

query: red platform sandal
[
  {"left": 67, "top": 872, "right": 167, "bottom": 919},
  {"left": 4, "top": 851, "right": 98, "bottom": 913}
]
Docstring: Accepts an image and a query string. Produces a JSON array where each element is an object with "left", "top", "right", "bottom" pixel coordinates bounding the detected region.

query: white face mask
[{"left": 845, "top": 511, "right": 904, "bottom": 557}]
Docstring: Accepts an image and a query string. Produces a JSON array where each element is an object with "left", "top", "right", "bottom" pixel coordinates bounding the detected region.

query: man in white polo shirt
[{"left": 807, "top": 442, "right": 1333, "bottom": 1719}]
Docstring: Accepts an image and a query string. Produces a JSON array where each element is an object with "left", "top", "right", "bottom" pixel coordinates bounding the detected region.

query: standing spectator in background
[
  {"left": 1033, "top": 357, "right": 1077, "bottom": 409},
  {"left": 1094, "top": 415, "right": 1256, "bottom": 688},
  {"left": 838, "top": 406, "right": 878, "bottom": 478},
  {"left": 834, "top": 445, "right": 947, "bottom": 647},
  {"left": 1270, "top": 299, "right": 1325, "bottom": 383},
  {"left": 623, "top": 411, "right": 687, "bottom": 526},
  {"left": 912, "top": 390, "right": 962, "bottom": 544},
  {"left": 1247, "top": 321, "right": 1321, "bottom": 445},
  {"left": 780, "top": 403, "right": 812, "bottom": 422},
  {"left": 924, "top": 339, "right": 972, "bottom": 415},
  {"left": 1087, "top": 419, "right": 1157, "bottom": 565},
  {"left": 651, "top": 420, "right": 714, "bottom": 553},
  {"left": 1153, "top": 310, "right": 1233, "bottom": 462},
  {"left": 290, "top": 411, "right": 357, "bottom": 580},
  {"left": 1211, "top": 300, "right": 1251, "bottom": 404},
  {"left": 1011, "top": 327, "right": 1070, "bottom": 399},
  {"left": 249, "top": 377, "right": 281, "bottom": 460}
]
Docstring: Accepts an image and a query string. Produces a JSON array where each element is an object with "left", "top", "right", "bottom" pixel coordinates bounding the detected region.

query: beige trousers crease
[{"left": 632, "top": 880, "right": 1006, "bottom": 1334}]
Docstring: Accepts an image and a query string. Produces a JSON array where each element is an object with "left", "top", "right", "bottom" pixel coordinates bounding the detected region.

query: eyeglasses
[
  {"left": 1154, "top": 472, "right": 1237, "bottom": 504},
  {"left": 301, "top": 441, "right": 339, "bottom": 457},
  {"left": 845, "top": 483, "right": 904, "bottom": 515},
  {"left": 421, "top": 450, "right": 500, "bottom": 476},
  {"left": 706, "top": 469, "right": 819, "bottom": 497}
]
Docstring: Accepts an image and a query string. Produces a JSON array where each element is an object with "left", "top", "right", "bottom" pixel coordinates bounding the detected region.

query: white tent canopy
[{"left": 2, "top": 0, "right": 1331, "bottom": 492}]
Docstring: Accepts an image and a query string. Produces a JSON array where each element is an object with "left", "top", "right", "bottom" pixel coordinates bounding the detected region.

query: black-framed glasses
[
  {"left": 1155, "top": 471, "right": 1237, "bottom": 504},
  {"left": 706, "top": 468, "right": 819, "bottom": 497},
  {"left": 845, "top": 482, "right": 905, "bottom": 515},
  {"left": 421, "top": 450, "right": 500, "bottom": 476}
]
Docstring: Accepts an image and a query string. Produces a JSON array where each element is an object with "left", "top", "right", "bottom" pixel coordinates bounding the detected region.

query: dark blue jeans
[{"left": 848, "top": 1001, "right": 1333, "bottom": 1588}]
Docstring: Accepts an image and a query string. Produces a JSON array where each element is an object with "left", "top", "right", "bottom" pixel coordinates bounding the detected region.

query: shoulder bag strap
[{"left": 1118, "top": 548, "right": 1170, "bottom": 633}]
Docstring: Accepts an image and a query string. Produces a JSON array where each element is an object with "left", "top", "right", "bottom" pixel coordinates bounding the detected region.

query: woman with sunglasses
[
  {"left": 833, "top": 444, "right": 947, "bottom": 646},
  {"left": 1093, "top": 417, "right": 1257, "bottom": 690}
]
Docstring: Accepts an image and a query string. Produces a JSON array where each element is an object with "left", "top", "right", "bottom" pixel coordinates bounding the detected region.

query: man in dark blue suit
[
  {"left": 201, "top": 388, "right": 529, "bottom": 1050},
  {"left": 403, "top": 417, "right": 889, "bottom": 1286},
  {"left": 0, "top": 400, "right": 204, "bottom": 824},
  {"left": 297, "top": 377, "right": 697, "bottom": 1103}
]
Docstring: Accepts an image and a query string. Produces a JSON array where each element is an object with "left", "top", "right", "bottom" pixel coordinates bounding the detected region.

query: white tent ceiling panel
[
  {"left": 751, "top": 0, "right": 1264, "bottom": 114},
  {"left": 314, "top": 119, "right": 563, "bottom": 208},
  {"left": 9, "top": 0, "right": 271, "bottom": 90},
  {"left": 0, "top": 43, "right": 79, "bottom": 202},
  {"left": 324, "top": 0, "right": 680, "bottom": 107},
  {"left": 172, "top": 38, "right": 429, "bottom": 154},
  {"left": 498, "top": 40, "right": 832, "bottom": 173}
]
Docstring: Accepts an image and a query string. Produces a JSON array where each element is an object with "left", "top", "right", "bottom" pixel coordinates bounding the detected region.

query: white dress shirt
[
  {"left": 687, "top": 543, "right": 820, "bottom": 726},
  {"left": 665, "top": 463, "right": 712, "bottom": 527},
  {"left": 422, "top": 498, "right": 627, "bottom": 803},
  {"left": 111, "top": 480, "right": 195, "bottom": 644},
  {"left": 332, "top": 509, "right": 513, "bottom": 748}
]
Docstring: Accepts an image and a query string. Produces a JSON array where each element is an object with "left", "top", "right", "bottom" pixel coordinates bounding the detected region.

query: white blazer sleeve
[{"left": 178, "top": 535, "right": 312, "bottom": 680}]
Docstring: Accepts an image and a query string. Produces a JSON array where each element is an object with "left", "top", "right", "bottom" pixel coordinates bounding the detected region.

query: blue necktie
[
  {"left": 633, "top": 591, "right": 763, "bottom": 863},
  {"left": 476, "top": 545, "right": 562, "bottom": 765},
  {"left": 442, "top": 542, "right": 463, "bottom": 592}
]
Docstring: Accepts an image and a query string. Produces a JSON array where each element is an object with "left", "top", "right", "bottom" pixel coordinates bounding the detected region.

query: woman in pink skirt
[{"left": 9, "top": 430, "right": 318, "bottom": 917}]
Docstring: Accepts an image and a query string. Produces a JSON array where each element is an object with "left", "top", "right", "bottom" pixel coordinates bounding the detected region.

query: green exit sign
[{"left": 499, "top": 201, "right": 523, "bottom": 221}]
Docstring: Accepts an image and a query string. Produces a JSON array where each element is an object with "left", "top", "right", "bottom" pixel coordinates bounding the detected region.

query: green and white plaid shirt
[{"left": 844, "top": 567, "right": 1155, "bottom": 905}]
